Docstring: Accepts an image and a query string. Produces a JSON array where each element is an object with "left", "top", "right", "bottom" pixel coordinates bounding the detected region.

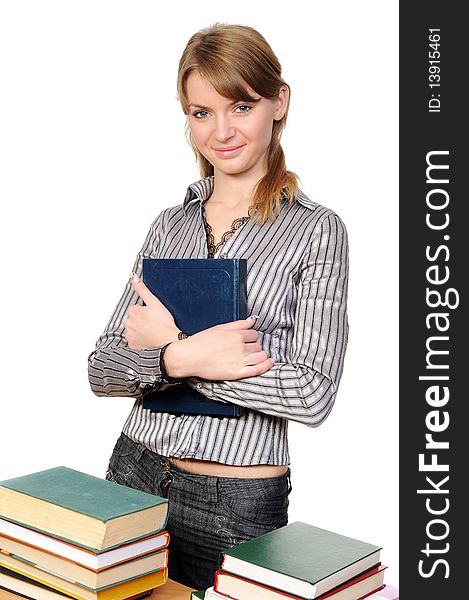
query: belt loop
[
  {"left": 206, "top": 476, "right": 219, "bottom": 503},
  {"left": 134, "top": 443, "right": 145, "bottom": 462}
]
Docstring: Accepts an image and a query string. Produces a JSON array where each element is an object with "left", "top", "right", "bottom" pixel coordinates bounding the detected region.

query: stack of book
[
  {"left": 0, "top": 466, "right": 170, "bottom": 599},
  {"left": 191, "top": 521, "right": 390, "bottom": 600}
]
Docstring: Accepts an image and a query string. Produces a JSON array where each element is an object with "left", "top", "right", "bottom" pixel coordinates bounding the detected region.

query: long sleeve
[
  {"left": 88, "top": 214, "right": 168, "bottom": 397},
  {"left": 187, "top": 213, "right": 349, "bottom": 427}
]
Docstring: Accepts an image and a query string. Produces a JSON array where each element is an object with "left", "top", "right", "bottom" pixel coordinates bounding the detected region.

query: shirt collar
[
  {"left": 182, "top": 177, "right": 215, "bottom": 214},
  {"left": 182, "top": 176, "right": 316, "bottom": 214}
]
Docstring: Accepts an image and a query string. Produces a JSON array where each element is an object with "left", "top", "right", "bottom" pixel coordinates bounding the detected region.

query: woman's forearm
[{"left": 88, "top": 336, "right": 169, "bottom": 397}]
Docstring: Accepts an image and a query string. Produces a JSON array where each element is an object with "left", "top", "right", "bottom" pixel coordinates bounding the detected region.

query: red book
[
  {"left": 363, "top": 584, "right": 399, "bottom": 599},
  {"left": 214, "top": 564, "right": 387, "bottom": 600}
]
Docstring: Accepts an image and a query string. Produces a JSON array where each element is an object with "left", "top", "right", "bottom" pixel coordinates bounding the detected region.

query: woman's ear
[{"left": 273, "top": 85, "right": 289, "bottom": 121}]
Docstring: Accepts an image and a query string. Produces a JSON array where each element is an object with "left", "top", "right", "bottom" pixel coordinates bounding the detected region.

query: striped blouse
[{"left": 88, "top": 176, "right": 349, "bottom": 465}]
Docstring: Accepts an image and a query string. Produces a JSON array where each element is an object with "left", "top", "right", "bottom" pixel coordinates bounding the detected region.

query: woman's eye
[
  {"left": 235, "top": 105, "right": 252, "bottom": 113},
  {"left": 192, "top": 110, "right": 209, "bottom": 119}
]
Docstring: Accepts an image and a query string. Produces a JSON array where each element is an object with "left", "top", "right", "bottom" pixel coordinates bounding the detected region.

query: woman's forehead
[{"left": 186, "top": 71, "right": 261, "bottom": 105}]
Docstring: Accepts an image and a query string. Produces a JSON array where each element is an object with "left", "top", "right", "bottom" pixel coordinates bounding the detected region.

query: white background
[{"left": 0, "top": 0, "right": 399, "bottom": 588}]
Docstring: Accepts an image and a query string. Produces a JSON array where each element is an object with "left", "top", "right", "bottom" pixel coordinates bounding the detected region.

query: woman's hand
[
  {"left": 124, "top": 275, "right": 180, "bottom": 349},
  {"left": 163, "top": 317, "right": 275, "bottom": 381}
]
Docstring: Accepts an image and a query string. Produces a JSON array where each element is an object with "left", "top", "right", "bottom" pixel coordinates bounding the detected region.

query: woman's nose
[{"left": 214, "top": 116, "right": 235, "bottom": 142}]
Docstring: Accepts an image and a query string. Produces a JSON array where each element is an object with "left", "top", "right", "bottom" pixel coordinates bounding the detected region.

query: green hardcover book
[
  {"left": 219, "top": 521, "right": 381, "bottom": 599},
  {"left": 0, "top": 466, "right": 168, "bottom": 552},
  {"left": 190, "top": 591, "right": 205, "bottom": 600}
]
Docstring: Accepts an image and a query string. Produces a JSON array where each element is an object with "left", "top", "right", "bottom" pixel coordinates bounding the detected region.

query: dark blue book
[{"left": 141, "top": 258, "right": 247, "bottom": 417}]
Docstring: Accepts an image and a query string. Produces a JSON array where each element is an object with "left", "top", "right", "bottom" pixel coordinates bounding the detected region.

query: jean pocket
[
  {"left": 108, "top": 433, "right": 139, "bottom": 459},
  {"left": 218, "top": 477, "right": 289, "bottom": 529},
  {"left": 105, "top": 436, "right": 155, "bottom": 494}
]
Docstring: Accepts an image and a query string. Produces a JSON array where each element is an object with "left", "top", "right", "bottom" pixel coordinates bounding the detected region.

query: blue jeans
[{"left": 105, "top": 433, "right": 292, "bottom": 590}]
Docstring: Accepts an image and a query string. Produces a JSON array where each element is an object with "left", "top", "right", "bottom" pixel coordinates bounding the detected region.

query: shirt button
[
  {"left": 196, "top": 382, "right": 203, "bottom": 389},
  {"left": 273, "top": 331, "right": 280, "bottom": 338},
  {"left": 220, "top": 253, "right": 227, "bottom": 259}
]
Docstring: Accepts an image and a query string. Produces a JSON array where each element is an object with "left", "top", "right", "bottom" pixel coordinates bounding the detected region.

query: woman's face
[{"left": 186, "top": 71, "right": 288, "bottom": 182}]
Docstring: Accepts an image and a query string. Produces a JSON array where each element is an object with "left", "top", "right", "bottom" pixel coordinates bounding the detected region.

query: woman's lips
[{"left": 213, "top": 145, "right": 244, "bottom": 157}]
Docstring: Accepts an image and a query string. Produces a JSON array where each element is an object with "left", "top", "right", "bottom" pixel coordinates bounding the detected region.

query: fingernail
[
  {"left": 246, "top": 315, "right": 259, "bottom": 321},
  {"left": 130, "top": 272, "right": 141, "bottom": 283},
  {"left": 271, "top": 358, "right": 276, "bottom": 364}
]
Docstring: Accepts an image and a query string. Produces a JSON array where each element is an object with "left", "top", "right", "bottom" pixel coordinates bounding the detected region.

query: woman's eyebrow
[
  {"left": 188, "top": 103, "right": 212, "bottom": 110},
  {"left": 188, "top": 100, "right": 238, "bottom": 110},
  {"left": 188, "top": 98, "right": 261, "bottom": 111}
]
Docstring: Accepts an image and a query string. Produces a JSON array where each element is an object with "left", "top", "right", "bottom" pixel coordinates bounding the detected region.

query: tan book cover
[
  {"left": 0, "top": 534, "right": 168, "bottom": 590},
  {"left": 0, "top": 520, "right": 170, "bottom": 570},
  {"left": 0, "top": 553, "right": 168, "bottom": 600}
]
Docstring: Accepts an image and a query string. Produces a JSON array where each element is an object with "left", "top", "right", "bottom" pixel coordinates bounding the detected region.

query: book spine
[{"left": 238, "top": 260, "right": 247, "bottom": 319}]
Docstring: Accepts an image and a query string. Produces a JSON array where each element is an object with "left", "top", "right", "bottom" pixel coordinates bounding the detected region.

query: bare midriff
[{"left": 169, "top": 457, "right": 288, "bottom": 478}]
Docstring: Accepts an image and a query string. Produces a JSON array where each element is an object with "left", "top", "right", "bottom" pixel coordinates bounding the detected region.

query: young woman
[{"left": 88, "top": 23, "right": 349, "bottom": 590}]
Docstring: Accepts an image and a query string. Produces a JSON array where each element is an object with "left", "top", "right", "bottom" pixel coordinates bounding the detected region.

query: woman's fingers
[
  {"left": 210, "top": 315, "right": 260, "bottom": 331},
  {"left": 236, "top": 356, "right": 276, "bottom": 380},
  {"left": 244, "top": 349, "right": 270, "bottom": 365},
  {"left": 123, "top": 274, "right": 180, "bottom": 349},
  {"left": 130, "top": 273, "right": 161, "bottom": 307}
]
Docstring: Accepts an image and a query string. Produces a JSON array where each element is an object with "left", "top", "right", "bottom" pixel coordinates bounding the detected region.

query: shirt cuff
[{"left": 187, "top": 377, "right": 215, "bottom": 397}]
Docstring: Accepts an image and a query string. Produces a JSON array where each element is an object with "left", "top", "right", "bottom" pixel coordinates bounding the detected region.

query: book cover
[
  {"left": 0, "top": 467, "right": 168, "bottom": 552},
  {"left": 126, "top": 591, "right": 155, "bottom": 600},
  {"left": 190, "top": 591, "right": 206, "bottom": 600},
  {"left": 0, "top": 519, "right": 170, "bottom": 571},
  {"left": 214, "top": 565, "right": 387, "bottom": 600},
  {"left": 202, "top": 588, "right": 226, "bottom": 599},
  {"left": 0, "top": 553, "right": 167, "bottom": 600},
  {"left": 356, "top": 587, "right": 386, "bottom": 600},
  {"left": 0, "top": 565, "right": 72, "bottom": 599},
  {"left": 364, "top": 584, "right": 399, "bottom": 599},
  {"left": 314, "top": 566, "right": 387, "bottom": 600},
  {"left": 0, "top": 589, "right": 29, "bottom": 600},
  {"left": 220, "top": 521, "right": 381, "bottom": 598},
  {"left": 0, "top": 531, "right": 168, "bottom": 591},
  {"left": 141, "top": 258, "right": 247, "bottom": 417},
  {"left": 144, "top": 384, "right": 245, "bottom": 417},
  {"left": 0, "top": 588, "right": 31, "bottom": 599}
]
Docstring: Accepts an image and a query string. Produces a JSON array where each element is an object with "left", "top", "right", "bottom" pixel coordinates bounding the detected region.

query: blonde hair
[{"left": 177, "top": 23, "right": 299, "bottom": 224}]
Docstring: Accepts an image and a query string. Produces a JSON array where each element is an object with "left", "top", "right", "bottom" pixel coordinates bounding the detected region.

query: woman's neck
[{"left": 208, "top": 170, "right": 261, "bottom": 210}]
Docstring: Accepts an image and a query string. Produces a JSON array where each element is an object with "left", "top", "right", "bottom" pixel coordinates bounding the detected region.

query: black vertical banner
[{"left": 400, "top": 2, "right": 465, "bottom": 597}]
